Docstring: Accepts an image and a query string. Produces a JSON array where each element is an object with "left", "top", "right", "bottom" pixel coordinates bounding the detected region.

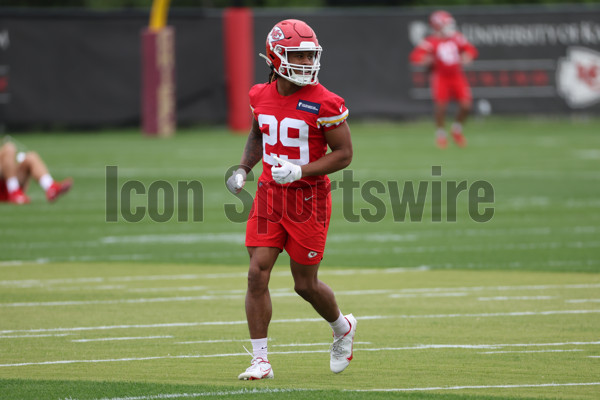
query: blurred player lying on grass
[{"left": 0, "top": 137, "right": 72, "bottom": 204}]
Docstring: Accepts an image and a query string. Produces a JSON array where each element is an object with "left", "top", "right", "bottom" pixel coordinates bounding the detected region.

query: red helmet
[
  {"left": 429, "top": 10, "right": 456, "bottom": 37},
  {"left": 260, "top": 19, "right": 322, "bottom": 86}
]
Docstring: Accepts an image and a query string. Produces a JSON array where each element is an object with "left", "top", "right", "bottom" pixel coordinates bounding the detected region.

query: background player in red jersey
[
  {"left": 410, "top": 10, "right": 478, "bottom": 148},
  {"left": 0, "top": 137, "right": 72, "bottom": 204},
  {"left": 226, "top": 19, "right": 356, "bottom": 380}
]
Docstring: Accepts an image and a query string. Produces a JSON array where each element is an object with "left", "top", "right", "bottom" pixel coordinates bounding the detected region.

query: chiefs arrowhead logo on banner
[{"left": 557, "top": 47, "right": 600, "bottom": 108}]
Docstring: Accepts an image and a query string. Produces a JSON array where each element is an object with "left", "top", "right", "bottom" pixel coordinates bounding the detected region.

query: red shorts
[
  {"left": 0, "top": 179, "right": 7, "bottom": 201},
  {"left": 245, "top": 179, "right": 332, "bottom": 265},
  {"left": 431, "top": 73, "right": 472, "bottom": 104}
]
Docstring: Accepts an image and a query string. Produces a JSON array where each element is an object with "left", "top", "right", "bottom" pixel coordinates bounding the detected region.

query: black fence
[{"left": 1, "top": 5, "right": 599, "bottom": 130}]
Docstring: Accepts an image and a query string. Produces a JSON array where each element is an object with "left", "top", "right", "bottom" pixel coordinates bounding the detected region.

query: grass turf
[
  {"left": 0, "top": 264, "right": 598, "bottom": 399},
  {"left": 0, "top": 117, "right": 599, "bottom": 399}
]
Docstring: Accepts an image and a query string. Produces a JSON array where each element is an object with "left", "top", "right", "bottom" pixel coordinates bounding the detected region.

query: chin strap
[{"left": 259, "top": 53, "right": 271, "bottom": 66}]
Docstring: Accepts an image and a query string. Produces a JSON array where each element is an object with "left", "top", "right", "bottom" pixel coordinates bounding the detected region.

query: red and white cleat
[
  {"left": 7, "top": 188, "right": 30, "bottom": 204},
  {"left": 238, "top": 357, "right": 274, "bottom": 380},
  {"left": 452, "top": 131, "right": 467, "bottom": 147},
  {"left": 46, "top": 178, "right": 73, "bottom": 202},
  {"left": 436, "top": 136, "right": 448, "bottom": 149},
  {"left": 330, "top": 313, "right": 357, "bottom": 373}
]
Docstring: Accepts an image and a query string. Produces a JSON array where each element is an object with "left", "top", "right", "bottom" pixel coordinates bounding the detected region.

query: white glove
[
  {"left": 226, "top": 168, "right": 247, "bottom": 194},
  {"left": 272, "top": 156, "right": 302, "bottom": 184}
]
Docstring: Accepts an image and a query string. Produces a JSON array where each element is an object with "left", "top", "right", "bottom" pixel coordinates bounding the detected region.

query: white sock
[
  {"left": 452, "top": 122, "right": 462, "bottom": 133},
  {"left": 329, "top": 311, "right": 350, "bottom": 338},
  {"left": 435, "top": 128, "right": 447, "bottom": 138},
  {"left": 39, "top": 174, "right": 54, "bottom": 191},
  {"left": 6, "top": 177, "right": 20, "bottom": 193},
  {"left": 251, "top": 337, "right": 268, "bottom": 360}
]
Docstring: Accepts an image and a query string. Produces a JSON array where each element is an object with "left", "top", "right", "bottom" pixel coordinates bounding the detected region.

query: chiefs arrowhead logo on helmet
[{"left": 268, "top": 26, "right": 285, "bottom": 43}]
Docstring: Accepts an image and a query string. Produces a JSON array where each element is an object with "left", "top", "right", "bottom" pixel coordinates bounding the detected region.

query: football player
[
  {"left": 0, "top": 138, "right": 72, "bottom": 204},
  {"left": 410, "top": 10, "right": 478, "bottom": 148},
  {"left": 226, "top": 19, "right": 356, "bottom": 380}
]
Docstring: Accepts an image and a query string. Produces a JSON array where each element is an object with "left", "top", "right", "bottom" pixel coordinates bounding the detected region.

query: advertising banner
[{"left": 0, "top": 6, "right": 598, "bottom": 130}]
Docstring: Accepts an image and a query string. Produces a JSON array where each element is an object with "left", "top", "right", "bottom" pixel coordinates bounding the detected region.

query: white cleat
[
  {"left": 238, "top": 357, "right": 274, "bottom": 380},
  {"left": 330, "top": 313, "right": 357, "bottom": 373}
]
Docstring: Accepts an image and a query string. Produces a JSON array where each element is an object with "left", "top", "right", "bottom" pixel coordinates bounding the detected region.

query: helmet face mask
[
  {"left": 261, "top": 19, "right": 322, "bottom": 86},
  {"left": 273, "top": 45, "right": 321, "bottom": 86},
  {"left": 430, "top": 10, "right": 456, "bottom": 38},
  {"left": 440, "top": 22, "right": 456, "bottom": 37}
]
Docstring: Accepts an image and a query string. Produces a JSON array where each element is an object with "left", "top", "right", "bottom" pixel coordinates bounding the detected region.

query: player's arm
[
  {"left": 458, "top": 34, "right": 478, "bottom": 65},
  {"left": 302, "top": 121, "right": 353, "bottom": 177},
  {"left": 226, "top": 118, "right": 262, "bottom": 194},
  {"left": 239, "top": 118, "right": 263, "bottom": 173},
  {"left": 409, "top": 41, "right": 434, "bottom": 67},
  {"left": 271, "top": 121, "right": 352, "bottom": 184}
]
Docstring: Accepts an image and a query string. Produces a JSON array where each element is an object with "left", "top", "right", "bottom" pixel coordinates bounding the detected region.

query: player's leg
[
  {"left": 289, "top": 259, "right": 356, "bottom": 373},
  {"left": 451, "top": 77, "right": 472, "bottom": 147},
  {"left": 245, "top": 246, "right": 279, "bottom": 339},
  {"left": 238, "top": 246, "right": 279, "bottom": 380},
  {"left": 0, "top": 142, "right": 29, "bottom": 204},
  {"left": 18, "top": 151, "right": 72, "bottom": 202},
  {"left": 0, "top": 142, "right": 18, "bottom": 179},
  {"left": 431, "top": 74, "right": 449, "bottom": 149},
  {"left": 289, "top": 259, "right": 340, "bottom": 322},
  {"left": 284, "top": 186, "right": 356, "bottom": 373},
  {"left": 434, "top": 102, "right": 448, "bottom": 149},
  {"left": 239, "top": 185, "right": 285, "bottom": 381}
]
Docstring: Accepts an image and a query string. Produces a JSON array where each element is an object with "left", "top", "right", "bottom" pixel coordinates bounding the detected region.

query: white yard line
[
  {"left": 478, "top": 296, "right": 556, "bottom": 301},
  {"left": 0, "top": 267, "right": 427, "bottom": 288},
  {"left": 393, "top": 283, "right": 600, "bottom": 293},
  {"left": 127, "top": 286, "right": 207, "bottom": 293},
  {"left": 2, "top": 310, "right": 599, "bottom": 335},
  {"left": 75, "top": 388, "right": 313, "bottom": 400},
  {"left": 0, "top": 333, "right": 72, "bottom": 339},
  {"left": 566, "top": 299, "right": 600, "bottom": 303},
  {"left": 2, "top": 282, "right": 599, "bottom": 307},
  {"left": 479, "top": 349, "right": 584, "bottom": 354},
  {"left": 350, "top": 382, "right": 600, "bottom": 392},
  {"left": 271, "top": 341, "right": 371, "bottom": 347},
  {"left": 2, "top": 341, "right": 598, "bottom": 368},
  {"left": 72, "top": 336, "right": 173, "bottom": 343},
  {"left": 0, "top": 295, "right": 244, "bottom": 308},
  {"left": 61, "top": 383, "right": 600, "bottom": 400},
  {"left": 175, "top": 339, "right": 256, "bottom": 344},
  {"left": 390, "top": 292, "right": 468, "bottom": 298}
]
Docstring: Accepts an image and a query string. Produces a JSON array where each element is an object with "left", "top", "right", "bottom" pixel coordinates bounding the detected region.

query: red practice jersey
[
  {"left": 410, "top": 32, "right": 478, "bottom": 76},
  {"left": 249, "top": 81, "right": 348, "bottom": 185}
]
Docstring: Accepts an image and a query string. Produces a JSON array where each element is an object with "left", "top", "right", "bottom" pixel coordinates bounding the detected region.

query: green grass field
[{"left": 0, "top": 117, "right": 599, "bottom": 399}]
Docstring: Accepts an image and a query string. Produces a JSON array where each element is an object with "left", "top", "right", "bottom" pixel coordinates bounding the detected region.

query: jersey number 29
[{"left": 259, "top": 114, "right": 310, "bottom": 166}]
